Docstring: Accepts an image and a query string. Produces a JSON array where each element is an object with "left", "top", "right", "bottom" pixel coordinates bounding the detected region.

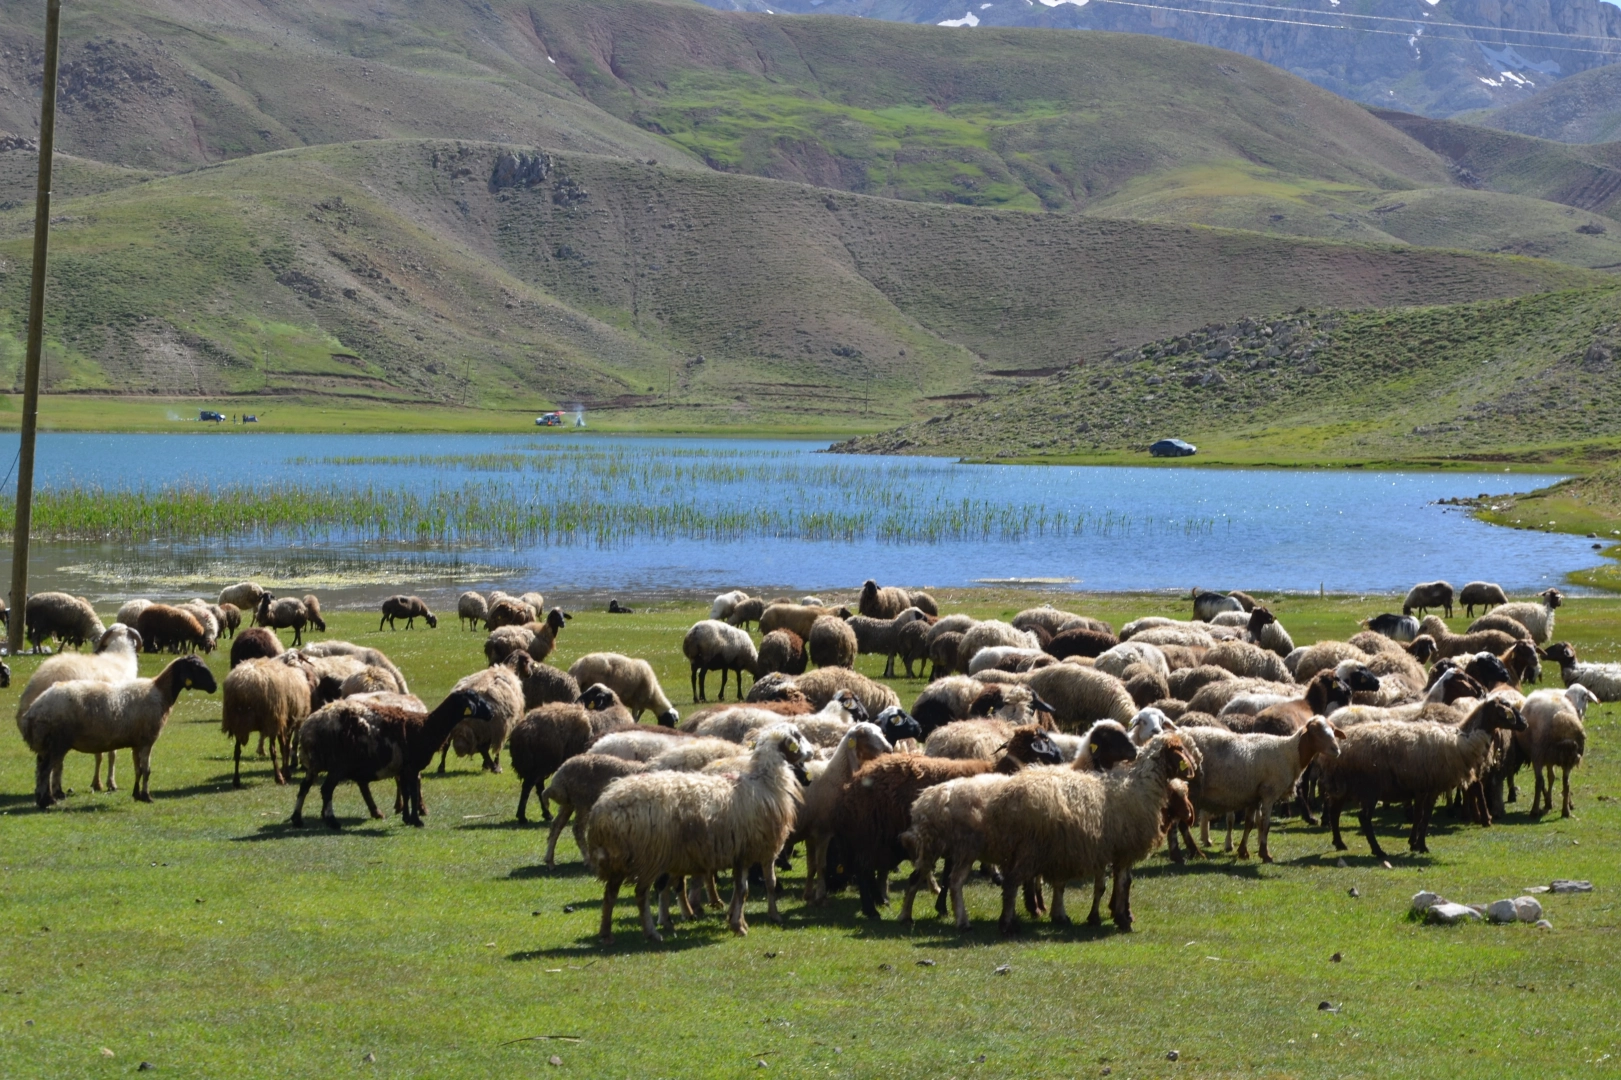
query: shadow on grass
[
  {"left": 507, "top": 862, "right": 594, "bottom": 880},
  {"left": 159, "top": 777, "right": 242, "bottom": 800},
  {"left": 231, "top": 820, "right": 398, "bottom": 841},
  {"left": 458, "top": 818, "right": 528, "bottom": 832},
  {"left": 1135, "top": 858, "right": 1266, "bottom": 880}
]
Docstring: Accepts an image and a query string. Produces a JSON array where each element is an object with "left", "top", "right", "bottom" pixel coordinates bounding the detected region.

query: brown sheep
[
  {"left": 858, "top": 580, "right": 939, "bottom": 619},
  {"left": 135, "top": 605, "right": 209, "bottom": 654},
  {"left": 508, "top": 685, "right": 637, "bottom": 822},
  {"left": 757, "top": 629, "right": 807, "bottom": 678},
  {"left": 484, "top": 597, "right": 534, "bottom": 631},
  {"left": 808, "top": 616, "right": 858, "bottom": 669},
  {"left": 230, "top": 627, "right": 284, "bottom": 668},
  {"left": 380, "top": 595, "right": 437, "bottom": 630},
  {"left": 1418, "top": 616, "right": 1521, "bottom": 662}
]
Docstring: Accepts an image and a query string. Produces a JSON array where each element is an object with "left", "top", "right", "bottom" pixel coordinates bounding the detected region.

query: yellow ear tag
[{"left": 1089, "top": 743, "right": 1098, "bottom": 754}]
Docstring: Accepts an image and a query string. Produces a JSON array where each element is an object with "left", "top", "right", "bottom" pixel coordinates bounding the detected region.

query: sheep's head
[
  {"left": 1149, "top": 733, "right": 1198, "bottom": 781},
  {"left": 1464, "top": 651, "right": 1514, "bottom": 690},
  {"left": 1336, "top": 662, "right": 1382, "bottom": 694},
  {"left": 425, "top": 613, "right": 439, "bottom": 629},
  {"left": 503, "top": 651, "right": 536, "bottom": 677},
  {"left": 172, "top": 655, "right": 218, "bottom": 694},
  {"left": 1300, "top": 716, "right": 1343, "bottom": 765},
  {"left": 1128, "top": 706, "right": 1174, "bottom": 746},
  {"left": 447, "top": 688, "right": 494, "bottom": 722},
  {"left": 1161, "top": 779, "right": 1195, "bottom": 833},
  {"left": 97, "top": 624, "right": 142, "bottom": 654},
  {"left": 1247, "top": 605, "right": 1276, "bottom": 632},
  {"left": 547, "top": 608, "right": 571, "bottom": 632},
  {"left": 873, "top": 706, "right": 921, "bottom": 746},
  {"left": 830, "top": 689, "right": 869, "bottom": 723},
  {"left": 1541, "top": 642, "right": 1577, "bottom": 666},
  {"left": 579, "top": 683, "right": 622, "bottom": 712},
  {"left": 658, "top": 707, "right": 680, "bottom": 729},
  {"left": 1406, "top": 635, "right": 1438, "bottom": 663},
  {"left": 1081, "top": 719, "right": 1139, "bottom": 771},
  {"left": 1566, "top": 683, "right": 1601, "bottom": 715},
  {"left": 843, "top": 721, "right": 894, "bottom": 761},
  {"left": 760, "top": 723, "right": 808, "bottom": 765},
  {"left": 1505, "top": 641, "right": 1541, "bottom": 684},
  {"left": 1543, "top": 588, "right": 1565, "bottom": 610},
  {"left": 1003, "top": 726, "right": 1064, "bottom": 767},
  {"left": 1472, "top": 696, "right": 1526, "bottom": 734}
]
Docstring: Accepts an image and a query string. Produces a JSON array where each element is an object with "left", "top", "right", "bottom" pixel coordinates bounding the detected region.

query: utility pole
[{"left": 8, "top": 0, "right": 63, "bottom": 655}]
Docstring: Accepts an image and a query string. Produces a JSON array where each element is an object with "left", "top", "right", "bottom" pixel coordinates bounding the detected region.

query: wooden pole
[{"left": 8, "top": 0, "right": 63, "bottom": 654}]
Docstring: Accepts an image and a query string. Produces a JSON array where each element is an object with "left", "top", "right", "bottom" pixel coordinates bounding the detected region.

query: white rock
[
  {"left": 1535, "top": 919, "right": 1553, "bottom": 930},
  {"left": 1513, "top": 896, "right": 1544, "bottom": 923},
  {"left": 1486, "top": 900, "right": 1518, "bottom": 923},
  {"left": 1410, "top": 890, "right": 1443, "bottom": 914},
  {"left": 1425, "top": 902, "right": 1482, "bottom": 925}
]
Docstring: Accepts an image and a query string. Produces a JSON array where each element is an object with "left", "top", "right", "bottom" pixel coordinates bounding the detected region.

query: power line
[
  {"left": 1084, "top": 0, "right": 1621, "bottom": 57},
  {"left": 1130, "top": 0, "right": 1621, "bottom": 44}
]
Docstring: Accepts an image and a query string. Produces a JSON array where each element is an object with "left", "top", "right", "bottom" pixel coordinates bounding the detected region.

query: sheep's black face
[
  {"left": 1344, "top": 666, "right": 1381, "bottom": 693},
  {"left": 1027, "top": 735, "right": 1063, "bottom": 766},
  {"left": 875, "top": 706, "right": 921, "bottom": 744},
  {"left": 0, "top": 661, "right": 9, "bottom": 689},
  {"left": 459, "top": 692, "right": 494, "bottom": 721},
  {"left": 842, "top": 693, "right": 870, "bottom": 723},
  {"left": 580, "top": 685, "right": 616, "bottom": 711},
  {"left": 1090, "top": 728, "right": 1138, "bottom": 771},
  {"left": 179, "top": 656, "right": 219, "bottom": 694}
]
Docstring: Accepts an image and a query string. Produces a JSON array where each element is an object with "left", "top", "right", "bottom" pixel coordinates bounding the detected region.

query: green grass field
[{"left": 2, "top": 593, "right": 1618, "bottom": 1077}]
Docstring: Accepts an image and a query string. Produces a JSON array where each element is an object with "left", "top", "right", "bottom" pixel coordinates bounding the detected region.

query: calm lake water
[{"left": 0, "top": 432, "right": 1601, "bottom": 606}]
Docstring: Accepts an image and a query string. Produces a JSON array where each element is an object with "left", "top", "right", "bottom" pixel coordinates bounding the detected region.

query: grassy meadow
[{"left": 1, "top": 592, "right": 1619, "bottom": 1077}]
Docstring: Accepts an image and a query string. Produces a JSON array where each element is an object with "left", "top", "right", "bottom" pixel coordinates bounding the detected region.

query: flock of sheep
[{"left": 7, "top": 576, "right": 1618, "bottom": 945}]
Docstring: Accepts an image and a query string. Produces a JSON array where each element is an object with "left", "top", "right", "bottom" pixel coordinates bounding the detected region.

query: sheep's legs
[
  {"left": 436, "top": 742, "right": 451, "bottom": 775},
  {"left": 1356, "top": 799, "right": 1388, "bottom": 860},
  {"left": 1109, "top": 866, "right": 1134, "bottom": 932},
  {"left": 33, "top": 753, "right": 59, "bottom": 809},
  {"left": 357, "top": 781, "right": 386, "bottom": 821},
  {"left": 233, "top": 742, "right": 245, "bottom": 789},
  {"left": 291, "top": 773, "right": 317, "bottom": 826},
  {"left": 517, "top": 779, "right": 537, "bottom": 824},
  {"left": 543, "top": 804, "right": 572, "bottom": 866},
  {"left": 949, "top": 862, "right": 973, "bottom": 931},
  {"left": 997, "top": 876, "right": 1022, "bottom": 935},
  {"left": 92, "top": 753, "right": 106, "bottom": 792},
  {"left": 1238, "top": 806, "right": 1273, "bottom": 862},
  {"left": 132, "top": 746, "right": 153, "bottom": 803},
  {"left": 803, "top": 836, "right": 829, "bottom": 903},
  {"left": 762, "top": 855, "right": 783, "bottom": 925},
  {"left": 598, "top": 874, "right": 623, "bottom": 944},
  {"left": 636, "top": 883, "right": 663, "bottom": 942},
  {"left": 1087, "top": 876, "right": 1106, "bottom": 926},
  {"left": 256, "top": 734, "right": 268, "bottom": 758},
  {"left": 1049, "top": 883, "right": 1069, "bottom": 926},
  {"left": 320, "top": 772, "right": 346, "bottom": 829},
  {"left": 728, "top": 858, "right": 751, "bottom": 935},
  {"left": 96, "top": 750, "right": 117, "bottom": 793},
  {"left": 1561, "top": 766, "right": 1574, "bottom": 818},
  {"left": 898, "top": 857, "right": 935, "bottom": 925},
  {"left": 1408, "top": 796, "right": 1433, "bottom": 853},
  {"left": 1531, "top": 766, "right": 1550, "bottom": 817},
  {"left": 1327, "top": 798, "right": 1348, "bottom": 851}
]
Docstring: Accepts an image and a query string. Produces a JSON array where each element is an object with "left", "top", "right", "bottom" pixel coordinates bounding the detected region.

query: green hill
[
  {"left": 832, "top": 284, "right": 1621, "bottom": 465},
  {"left": 1460, "top": 63, "right": 1621, "bottom": 144}
]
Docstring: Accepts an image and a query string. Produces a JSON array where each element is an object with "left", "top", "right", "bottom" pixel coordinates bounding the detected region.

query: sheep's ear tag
[{"left": 1089, "top": 743, "right": 1098, "bottom": 754}]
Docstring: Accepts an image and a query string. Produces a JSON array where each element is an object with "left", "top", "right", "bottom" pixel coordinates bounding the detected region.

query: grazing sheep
[
  {"left": 780, "top": 666, "right": 899, "bottom": 718},
  {"left": 504, "top": 653, "right": 580, "bottom": 710},
  {"left": 798, "top": 723, "right": 895, "bottom": 902},
  {"left": 134, "top": 605, "right": 208, "bottom": 655},
  {"left": 956, "top": 621, "right": 1040, "bottom": 673},
  {"left": 982, "top": 733, "right": 1198, "bottom": 932},
  {"left": 517, "top": 592, "right": 546, "bottom": 618},
  {"left": 115, "top": 599, "right": 152, "bottom": 629},
  {"left": 457, "top": 591, "right": 489, "bottom": 631},
  {"left": 230, "top": 627, "right": 284, "bottom": 668},
  {"left": 1484, "top": 588, "right": 1563, "bottom": 644},
  {"left": 1515, "top": 687, "right": 1588, "bottom": 818},
  {"left": 15, "top": 625, "right": 143, "bottom": 793},
  {"left": 299, "top": 594, "right": 325, "bottom": 633},
  {"left": 1467, "top": 613, "right": 1535, "bottom": 641},
  {"left": 255, "top": 595, "right": 313, "bottom": 646},
  {"left": 569, "top": 653, "right": 680, "bottom": 726},
  {"left": 24, "top": 592, "right": 106, "bottom": 653},
  {"left": 725, "top": 597, "right": 766, "bottom": 629},
  {"left": 1013, "top": 606, "right": 1096, "bottom": 638},
  {"left": 846, "top": 608, "right": 928, "bottom": 677},
  {"left": 221, "top": 656, "right": 320, "bottom": 786},
  {"left": 509, "top": 687, "right": 636, "bottom": 823},
  {"left": 756, "top": 629, "right": 807, "bottom": 678},
  {"left": 484, "top": 625, "right": 535, "bottom": 666},
  {"left": 539, "top": 753, "right": 649, "bottom": 866},
  {"left": 219, "top": 582, "right": 267, "bottom": 611},
  {"left": 1046, "top": 627, "right": 1120, "bottom": 661},
  {"left": 380, "top": 595, "right": 437, "bottom": 630},
  {"left": 1320, "top": 698, "right": 1525, "bottom": 858},
  {"left": 927, "top": 613, "right": 977, "bottom": 644},
  {"left": 829, "top": 729, "right": 1063, "bottom": 919},
  {"left": 1541, "top": 642, "right": 1621, "bottom": 702},
  {"left": 858, "top": 580, "right": 938, "bottom": 619},
  {"left": 1191, "top": 587, "right": 1244, "bottom": 621},
  {"left": 484, "top": 596, "right": 535, "bottom": 631},
  {"left": 1403, "top": 580, "right": 1454, "bottom": 618},
  {"left": 588, "top": 723, "right": 810, "bottom": 942},
  {"left": 1459, "top": 581, "right": 1509, "bottom": 618},
  {"left": 295, "top": 641, "right": 409, "bottom": 695},
  {"left": 292, "top": 690, "right": 492, "bottom": 829},
  {"left": 215, "top": 603, "right": 241, "bottom": 639},
  {"left": 808, "top": 615, "right": 859, "bottom": 670},
  {"left": 759, "top": 603, "right": 854, "bottom": 641},
  {"left": 1361, "top": 613, "right": 1420, "bottom": 642},
  {"left": 1170, "top": 718, "right": 1342, "bottom": 862},
  {"left": 20, "top": 655, "right": 217, "bottom": 807},
  {"left": 1204, "top": 640, "right": 1293, "bottom": 684},
  {"left": 1418, "top": 615, "right": 1519, "bottom": 661},
  {"left": 438, "top": 664, "right": 526, "bottom": 774},
  {"left": 710, "top": 590, "right": 750, "bottom": 621},
  {"left": 177, "top": 601, "right": 221, "bottom": 653}
]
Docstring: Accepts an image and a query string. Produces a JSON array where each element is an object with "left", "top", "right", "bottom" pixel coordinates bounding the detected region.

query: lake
[{"left": 0, "top": 432, "right": 1602, "bottom": 607}]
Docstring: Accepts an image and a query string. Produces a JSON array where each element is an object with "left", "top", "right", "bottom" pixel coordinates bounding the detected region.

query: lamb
[
  {"left": 1418, "top": 615, "right": 1520, "bottom": 662},
  {"left": 1170, "top": 718, "right": 1342, "bottom": 862},
  {"left": 20, "top": 655, "right": 217, "bottom": 807},
  {"left": 134, "top": 605, "right": 208, "bottom": 655},
  {"left": 300, "top": 594, "right": 326, "bottom": 634},
  {"left": 587, "top": 723, "right": 810, "bottom": 943},
  {"left": 23, "top": 592, "right": 106, "bottom": 652},
  {"left": 858, "top": 580, "right": 938, "bottom": 618},
  {"left": 568, "top": 652, "right": 680, "bottom": 726},
  {"left": 221, "top": 656, "right": 322, "bottom": 786},
  {"left": 956, "top": 620, "right": 1040, "bottom": 672},
  {"left": 299, "top": 641, "right": 410, "bottom": 694},
  {"left": 292, "top": 689, "right": 492, "bottom": 829},
  {"left": 1191, "top": 587, "right": 1244, "bottom": 621},
  {"left": 1485, "top": 588, "right": 1563, "bottom": 644},
  {"left": 709, "top": 589, "right": 750, "bottom": 621},
  {"left": 15, "top": 624, "right": 143, "bottom": 793},
  {"left": 215, "top": 603, "right": 241, "bottom": 639},
  {"left": 845, "top": 608, "right": 928, "bottom": 677},
  {"left": 219, "top": 582, "right": 267, "bottom": 611},
  {"left": 797, "top": 723, "right": 895, "bottom": 902},
  {"left": 504, "top": 653, "right": 580, "bottom": 710},
  {"left": 1203, "top": 640, "right": 1293, "bottom": 683},
  {"left": 1403, "top": 580, "right": 1454, "bottom": 618},
  {"left": 177, "top": 601, "right": 221, "bottom": 653},
  {"left": 379, "top": 595, "right": 437, "bottom": 630},
  {"left": 1516, "top": 687, "right": 1589, "bottom": 818},
  {"left": 1319, "top": 698, "right": 1526, "bottom": 858},
  {"left": 725, "top": 597, "right": 767, "bottom": 629},
  {"left": 457, "top": 591, "right": 488, "bottom": 631},
  {"left": 338, "top": 667, "right": 402, "bottom": 697},
  {"left": 756, "top": 629, "right": 807, "bottom": 678},
  {"left": 484, "top": 596, "right": 535, "bottom": 631},
  {"left": 255, "top": 595, "right": 314, "bottom": 646},
  {"left": 1459, "top": 581, "right": 1509, "bottom": 618},
  {"left": 438, "top": 663, "right": 526, "bottom": 773},
  {"left": 981, "top": 733, "right": 1199, "bottom": 932},
  {"left": 1541, "top": 642, "right": 1621, "bottom": 702},
  {"left": 231, "top": 627, "right": 284, "bottom": 668},
  {"left": 1245, "top": 607, "right": 1294, "bottom": 658},
  {"left": 1361, "top": 613, "right": 1420, "bottom": 642},
  {"left": 827, "top": 728, "right": 1064, "bottom": 918},
  {"left": 807, "top": 615, "right": 859, "bottom": 670},
  {"left": 781, "top": 666, "right": 899, "bottom": 718},
  {"left": 538, "top": 753, "right": 649, "bottom": 866},
  {"left": 115, "top": 599, "right": 152, "bottom": 629},
  {"left": 759, "top": 603, "right": 854, "bottom": 641},
  {"left": 509, "top": 686, "right": 637, "bottom": 823}
]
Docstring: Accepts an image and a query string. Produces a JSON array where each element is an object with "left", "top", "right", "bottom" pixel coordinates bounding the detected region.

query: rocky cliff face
[{"left": 696, "top": 0, "right": 1621, "bottom": 117}]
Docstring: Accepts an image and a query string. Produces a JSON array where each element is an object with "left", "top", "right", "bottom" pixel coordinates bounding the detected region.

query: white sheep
[
  {"left": 695, "top": 694, "right": 862, "bottom": 748},
  {"left": 966, "top": 646, "right": 1047, "bottom": 675},
  {"left": 23, "top": 592, "right": 106, "bottom": 652},
  {"left": 1021, "top": 663, "right": 1138, "bottom": 729},
  {"left": 457, "top": 591, "right": 489, "bottom": 631},
  {"left": 1487, "top": 588, "right": 1562, "bottom": 644},
  {"left": 1517, "top": 687, "right": 1588, "bottom": 817},
  {"left": 115, "top": 599, "right": 152, "bottom": 629},
  {"left": 588, "top": 726, "right": 696, "bottom": 762},
  {"left": 568, "top": 652, "right": 680, "bottom": 726},
  {"left": 683, "top": 620, "right": 759, "bottom": 701},
  {"left": 19, "top": 655, "right": 217, "bottom": 806},
  {"left": 1094, "top": 641, "right": 1169, "bottom": 680},
  {"left": 955, "top": 620, "right": 1039, "bottom": 672},
  {"left": 441, "top": 664, "right": 525, "bottom": 773},
  {"left": 221, "top": 655, "right": 318, "bottom": 786},
  {"left": 15, "top": 624, "right": 142, "bottom": 793},
  {"left": 218, "top": 582, "right": 267, "bottom": 611},
  {"left": 709, "top": 589, "right": 750, "bottom": 621},
  {"left": 586, "top": 723, "right": 809, "bottom": 943},
  {"left": 300, "top": 641, "right": 410, "bottom": 694}
]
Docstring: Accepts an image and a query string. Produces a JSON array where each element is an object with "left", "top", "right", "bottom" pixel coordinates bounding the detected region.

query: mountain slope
[
  {"left": 697, "top": 0, "right": 1621, "bottom": 118},
  {"left": 1465, "top": 61, "right": 1621, "bottom": 143},
  {"left": 0, "top": 138, "right": 1600, "bottom": 424},
  {"left": 832, "top": 285, "right": 1621, "bottom": 464}
]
